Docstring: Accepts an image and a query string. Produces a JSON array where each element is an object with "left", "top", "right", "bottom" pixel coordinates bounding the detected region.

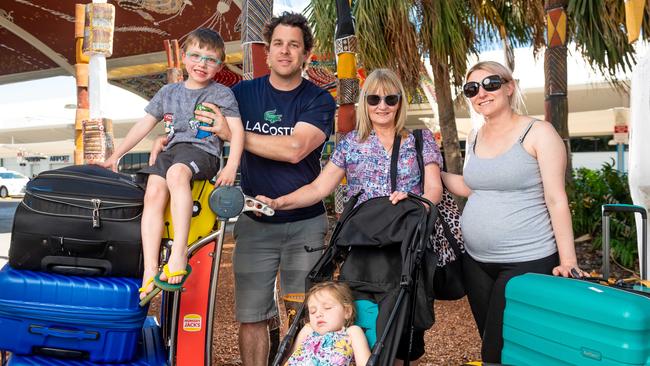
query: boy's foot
[
  {"left": 139, "top": 268, "right": 158, "bottom": 300},
  {"left": 153, "top": 264, "right": 192, "bottom": 292},
  {"left": 159, "top": 252, "right": 188, "bottom": 285}
]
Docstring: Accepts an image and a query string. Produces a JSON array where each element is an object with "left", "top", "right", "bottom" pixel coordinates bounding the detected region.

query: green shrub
[{"left": 568, "top": 160, "right": 637, "bottom": 268}]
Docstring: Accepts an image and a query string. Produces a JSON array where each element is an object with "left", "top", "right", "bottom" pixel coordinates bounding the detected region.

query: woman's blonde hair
[
  {"left": 356, "top": 68, "right": 408, "bottom": 141},
  {"left": 306, "top": 281, "right": 356, "bottom": 327},
  {"left": 465, "top": 61, "right": 526, "bottom": 114}
]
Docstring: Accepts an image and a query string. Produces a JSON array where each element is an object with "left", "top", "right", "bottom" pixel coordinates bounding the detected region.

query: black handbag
[{"left": 414, "top": 129, "right": 466, "bottom": 300}]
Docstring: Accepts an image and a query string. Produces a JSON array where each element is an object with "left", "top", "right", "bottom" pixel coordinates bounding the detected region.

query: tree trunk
[
  {"left": 431, "top": 57, "right": 465, "bottom": 209},
  {"left": 544, "top": 0, "right": 573, "bottom": 184},
  {"left": 431, "top": 59, "right": 462, "bottom": 175}
]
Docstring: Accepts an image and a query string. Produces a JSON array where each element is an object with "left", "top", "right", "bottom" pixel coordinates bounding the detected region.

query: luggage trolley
[{"left": 156, "top": 185, "right": 274, "bottom": 366}]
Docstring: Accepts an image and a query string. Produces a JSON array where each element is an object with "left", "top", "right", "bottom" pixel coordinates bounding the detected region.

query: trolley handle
[
  {"left": 242, "top": 196, "right": 275, "bottom": 217},
  {"left": 602, "top": 204, "right": 647, "bottom": 219},
  {"left": 208, "top": 186, "right": 274, "bottom": 220},
  {"left": 601, "top": 203, "right": 648, "bottom": 281}
]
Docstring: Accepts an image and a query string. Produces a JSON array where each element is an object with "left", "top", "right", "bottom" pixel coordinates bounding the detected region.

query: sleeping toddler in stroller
[{"left": 286, "top": 281, "right": 370, "bottom": 366}]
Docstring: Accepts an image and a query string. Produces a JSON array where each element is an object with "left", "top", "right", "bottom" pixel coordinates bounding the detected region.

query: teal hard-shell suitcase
[
  {"left": 502, "top": 204, "right": 650, "bottom": 365},
  {"left": 503, "top": 273, "right": 650, "bottom": 365}
]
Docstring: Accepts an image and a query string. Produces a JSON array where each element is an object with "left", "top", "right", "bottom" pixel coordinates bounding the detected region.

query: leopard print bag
[{"left": 414, "top": 130, "right": 466, "bottom": 300}]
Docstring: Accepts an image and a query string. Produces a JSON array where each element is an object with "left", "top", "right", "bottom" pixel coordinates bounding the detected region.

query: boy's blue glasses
[{"left": 186, "top": 52, "right": 222, "bottom": 67}]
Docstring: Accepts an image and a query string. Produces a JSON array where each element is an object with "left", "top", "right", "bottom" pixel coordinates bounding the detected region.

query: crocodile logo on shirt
[{"left": 264, "top": 109, "right": 282, "bottom": 124}]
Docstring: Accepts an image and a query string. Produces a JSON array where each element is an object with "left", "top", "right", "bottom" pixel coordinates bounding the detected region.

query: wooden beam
[{"left": 0, "top": 17, "right": 75, "bottom": 76}]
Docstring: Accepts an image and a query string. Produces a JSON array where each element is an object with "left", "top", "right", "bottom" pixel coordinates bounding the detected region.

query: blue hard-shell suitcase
[
  {"left": 0, "top": 265, "right": 147, "bottom": 363},
  {"left": 6, "top": 316, "right": 167, "bottom": 366},
  {"left": 502, "top": 204, "right": 650, "bottom": 365}
]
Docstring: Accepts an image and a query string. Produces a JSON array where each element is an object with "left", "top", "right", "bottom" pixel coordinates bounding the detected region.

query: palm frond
[
  {"left": 568, "top": 0, "right": 636, "bottom": 80},
  {"left": 471, "top": 1, "right": 545, "bottom": 56},
  {"left": 305, "top": 0, "right": 337, "bottom": 62},
  {"left": 356, "top": 0, "right": 421, "bottom": 93},
  {"left": 419, "top": 0, "right": 476, "bottom": 88}
]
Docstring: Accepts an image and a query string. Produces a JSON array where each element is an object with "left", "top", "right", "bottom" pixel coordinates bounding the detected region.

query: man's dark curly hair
[{"left": 263, "top": 12, "right": 313, "bottom": 53}]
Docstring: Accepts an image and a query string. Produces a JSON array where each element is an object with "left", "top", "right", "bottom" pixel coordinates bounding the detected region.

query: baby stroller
[{"left": 273, "top": 193, "right": 437, "bottom": 366}]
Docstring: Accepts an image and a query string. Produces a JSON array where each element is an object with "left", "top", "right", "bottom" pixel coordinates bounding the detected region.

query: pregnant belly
[{"left": 460, "top": 192, "right": 555, "bottom": 260}]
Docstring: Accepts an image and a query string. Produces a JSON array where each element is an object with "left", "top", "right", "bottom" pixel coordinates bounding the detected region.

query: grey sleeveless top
[{"left": 461, "top": 120, "right": 558, "bottom": 263}]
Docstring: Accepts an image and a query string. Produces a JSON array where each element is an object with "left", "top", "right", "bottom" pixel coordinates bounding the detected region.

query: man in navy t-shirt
[{"left": 194, "top": 12, "right": 335, "bottom": 366}]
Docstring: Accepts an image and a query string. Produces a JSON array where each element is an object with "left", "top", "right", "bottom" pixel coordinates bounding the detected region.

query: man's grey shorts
[
  {"left": 232, "top": 213, "right": 328, "bottom": 323},
  {"left": 139, "top": 142, "right": 219, "bottom": 180}
]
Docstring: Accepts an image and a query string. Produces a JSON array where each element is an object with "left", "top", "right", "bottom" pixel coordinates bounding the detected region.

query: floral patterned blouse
[
  {"left": 330, "top": 129, "right": 443, "bottom": 205},
  {"left": 287, "top": 329, "right": 355, "bottom": 366}
]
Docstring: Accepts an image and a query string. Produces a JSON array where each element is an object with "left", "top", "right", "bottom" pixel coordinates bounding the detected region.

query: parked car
[{"left": 0, "top": 168, "right": 29, "bottom": 198}]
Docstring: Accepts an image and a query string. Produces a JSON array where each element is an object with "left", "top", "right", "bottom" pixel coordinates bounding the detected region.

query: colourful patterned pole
[
  {"left": 625, "top": 0, "right": 646, "bottom": 44},
  {"left": 241, "top": 0, "right": 272, "bottom": 79},
  {"left": 74, "top": 4, "right": 89, "bottom": 165},
  {"left": 333, "top": 0, "right": 359, "bottom": 215},
  {"left": 335, "top": 0, "right": 358, "bottom": 134},
  {"left": 544, "top": 0, "right": 571, "bottom": 181},
  {"left": 82, "top": 1, "right": 116, "bottom": 164}
]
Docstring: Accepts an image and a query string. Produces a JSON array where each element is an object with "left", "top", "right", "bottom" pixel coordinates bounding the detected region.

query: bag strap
[
  {"left": 414, "top": 129, "right": 464, "bottom": 257},
  {"left": 389, "top": 134, "right": 401, "bottom": 192},
  {"left": 438, "top": 210, "right": 463, "bottom": 257},
  {"left": 413, "top": 129, "right": 425, "bottom": 187}
]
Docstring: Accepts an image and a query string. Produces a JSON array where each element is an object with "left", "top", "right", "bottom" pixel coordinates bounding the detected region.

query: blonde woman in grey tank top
[{"left": 441, "top": 61, "right": 585, "bottom": 363}]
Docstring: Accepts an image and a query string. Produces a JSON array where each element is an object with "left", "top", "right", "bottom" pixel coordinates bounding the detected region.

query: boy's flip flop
[
  {"left": 139, "top": 286, "right": 161, "bottom": 307},
  {"left": 138, "top": 276, "right": 159, "bottom": 307},
  {"left": 153, "top": 263, "right": 193, "bottom": 291},
  {"left": 138, "top": 264, "right": 193, "bottom": 307},
  {"left": 138, "top": 277, "right": 155, "bottom": 296}
]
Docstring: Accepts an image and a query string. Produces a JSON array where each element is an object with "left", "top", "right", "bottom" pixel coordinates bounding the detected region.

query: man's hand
[
  {"left": 150, "top": 136, "right": 168, "bottom": 166},
  {"left": 196, "top": 102, "right": 232, "bottom": 142},
  {"left": 255, "top": 195, "right": 278, "bottom": 211}
]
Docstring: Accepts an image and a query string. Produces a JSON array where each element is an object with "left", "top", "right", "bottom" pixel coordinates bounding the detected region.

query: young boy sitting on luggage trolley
[{"left": 101, "top": 28, "right": 244, "bottom": 303}]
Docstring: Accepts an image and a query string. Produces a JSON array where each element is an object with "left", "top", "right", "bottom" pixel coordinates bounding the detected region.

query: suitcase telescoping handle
[
  {"left": 29, "top": 324, "right": 99, "bottom": 340},
  {"left": 602, "top": 204, "right": 648, "bottom": 280}
]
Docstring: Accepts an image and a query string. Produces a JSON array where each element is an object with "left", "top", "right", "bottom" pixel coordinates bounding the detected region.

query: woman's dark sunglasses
[
  {"left": 462, "top": 75, "right": 506, "bottom": 98},
  {"left": 366, "top": 94, "right": 401, "bottom": 107}
]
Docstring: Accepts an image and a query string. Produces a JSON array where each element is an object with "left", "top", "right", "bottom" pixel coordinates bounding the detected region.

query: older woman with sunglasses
[
  {"left": 442, "top": 61, "right": 584, "bottom": 363},
  {"left": 257, "top": 68, "right": 444, "bottom": 364}
]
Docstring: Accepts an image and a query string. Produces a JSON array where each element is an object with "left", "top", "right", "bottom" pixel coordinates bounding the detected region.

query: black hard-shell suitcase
[{"left": 9, "top": 165, "right": 145, "bottom": 277}]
